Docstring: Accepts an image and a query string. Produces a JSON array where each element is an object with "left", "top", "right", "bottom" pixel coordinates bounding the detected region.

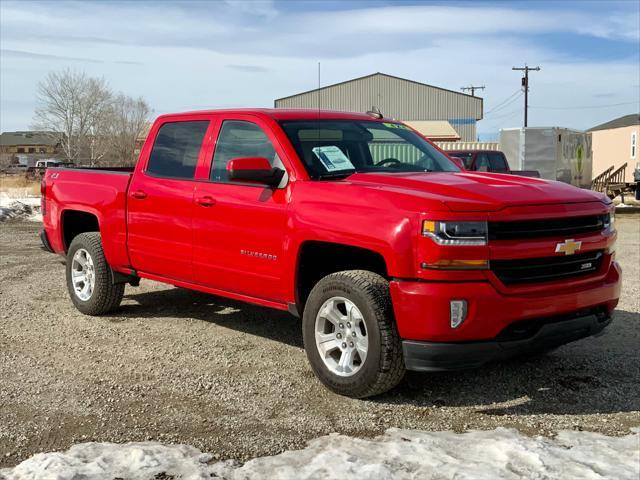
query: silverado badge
[{"left": 555, "top": 239, "right": 582, "bottom": 255}]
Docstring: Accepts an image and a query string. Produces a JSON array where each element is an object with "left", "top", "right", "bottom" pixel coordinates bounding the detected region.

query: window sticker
[
  {"left": 312, "top": 146, "right": 355, "bottom": 171},
  {"left": 383, "top": 122, "right": 409, "bottom": 130}
]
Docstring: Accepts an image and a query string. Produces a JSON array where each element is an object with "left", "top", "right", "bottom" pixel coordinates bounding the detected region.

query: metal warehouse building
[{"left": 274, "top": 72, "right": 483, "bottom": 142}]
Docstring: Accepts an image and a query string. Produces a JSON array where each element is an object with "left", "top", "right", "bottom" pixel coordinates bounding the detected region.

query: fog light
[{"left": 450, "top": 300, "right": 468, "bottom": 329}]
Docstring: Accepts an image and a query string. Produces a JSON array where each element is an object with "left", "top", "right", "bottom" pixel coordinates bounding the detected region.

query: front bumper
[
  {"left": 390, "top": 259, "right": 621, "bottom": 343},
  {"left": 403, "top": 308, "right": 611, "bottom": 371}
]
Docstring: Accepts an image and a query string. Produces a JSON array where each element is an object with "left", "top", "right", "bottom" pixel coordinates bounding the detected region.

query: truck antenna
[
  {"left": 317, "top": 62, "right": 321, "bottom": 141},
  {"left": 366, "top": 106, "right": 383, "bottom": 119}
]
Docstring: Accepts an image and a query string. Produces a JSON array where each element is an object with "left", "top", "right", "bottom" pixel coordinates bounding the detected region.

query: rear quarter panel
[{"left": 44, "top": 168, "right": 132, "bottom": 270}]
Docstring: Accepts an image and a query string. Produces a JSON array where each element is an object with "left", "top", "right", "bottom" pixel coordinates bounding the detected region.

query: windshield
[{"left": 279, "top": 120, "right": 460, "bottom": 179}]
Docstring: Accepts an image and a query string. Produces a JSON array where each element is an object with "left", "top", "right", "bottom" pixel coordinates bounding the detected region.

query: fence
[{"left": 436, "top": 142, "right": 499, "bottom": 151}]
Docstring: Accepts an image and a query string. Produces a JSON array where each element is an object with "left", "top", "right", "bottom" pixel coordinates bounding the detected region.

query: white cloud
[
  {"left": 292, "top": 5, "right": 639, "bottom": 41},
  {"left": 0, "top": 1, "right": 638, "bottom": 133}
]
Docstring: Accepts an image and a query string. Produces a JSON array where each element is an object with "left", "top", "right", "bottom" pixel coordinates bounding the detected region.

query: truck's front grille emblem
[{"left": 555, "top": 239, "right": 582, "bottom": 256}]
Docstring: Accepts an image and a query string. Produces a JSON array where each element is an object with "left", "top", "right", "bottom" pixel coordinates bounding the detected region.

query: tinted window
[
  {"left": 211, "top": 121, "right": 278, "bottom": 182},
  {"left": 451, "top": 152, "right": 474, "bottom": 168},
  {"left": 147, "top": 121, "right": 209, "bottom": 179},
  {"left": 488, "top": 153, "right": 509, "bottom": 172},
  {"left": 474, "top": 153, "right": 490, "bottom": 171}
]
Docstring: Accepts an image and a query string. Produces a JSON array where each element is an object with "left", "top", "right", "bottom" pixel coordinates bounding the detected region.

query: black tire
[
  {"left": 66, "top": 232, "right": 124, "bottom": 315},
  {"left": 302, "top": 270, "right": 405, "bottom": 398}
]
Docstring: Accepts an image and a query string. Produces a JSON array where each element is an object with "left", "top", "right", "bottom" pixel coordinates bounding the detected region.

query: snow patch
[
  {"left": 3, "top": 428, "right": 638, "bottom": 480},
  {"left": 0, "top": 193, "right": 42, "bottom": 222}
]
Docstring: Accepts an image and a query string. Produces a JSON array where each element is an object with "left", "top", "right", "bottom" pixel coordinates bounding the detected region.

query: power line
[
  {"left": 512, "top": 65, "right": 541, "bottom": 127},
  {"left": 484, "top": 89, "right": 522, "bottom": 115},
  {"left": 461, "top": 85, "right": 485, "bottom": 97},
  {"left": 484, "top": 92, "right": 523, "bottom": 117},
  {"left": 529, "top": 101, "right": 638, "bottom": 110}
]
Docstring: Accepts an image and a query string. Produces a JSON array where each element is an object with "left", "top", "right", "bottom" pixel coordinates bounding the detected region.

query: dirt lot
[{"left": 1, "top": 217, "right": 639, "bottom": 467}]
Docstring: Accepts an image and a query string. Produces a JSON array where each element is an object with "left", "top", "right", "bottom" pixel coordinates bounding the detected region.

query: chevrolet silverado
[{"left": 40, "top": 109, "right": 621, "bottom": 398}]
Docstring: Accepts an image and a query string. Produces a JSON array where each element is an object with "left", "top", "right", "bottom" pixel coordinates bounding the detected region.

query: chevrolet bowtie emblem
[{"left": 555, "top": 239, "right": 582, "bottom": 255}]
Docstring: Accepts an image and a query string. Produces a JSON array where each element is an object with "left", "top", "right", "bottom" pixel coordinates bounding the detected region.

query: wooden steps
[{"left": 591, "top": 163, "right": 631, "bottom": 200}]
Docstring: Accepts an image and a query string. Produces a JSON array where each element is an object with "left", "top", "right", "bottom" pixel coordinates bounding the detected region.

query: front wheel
[
  {"left": 302, "top": 270, "right": 405, "bottom": 398},
  {"left": 66, "top": 232, "right": 124, "bottom": 315}
]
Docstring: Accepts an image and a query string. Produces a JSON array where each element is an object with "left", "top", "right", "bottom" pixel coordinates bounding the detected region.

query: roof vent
[{"left": 366, "top": 106, "right": 383, "bottom": 119}]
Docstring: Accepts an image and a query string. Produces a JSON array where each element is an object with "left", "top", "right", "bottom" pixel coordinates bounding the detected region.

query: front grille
[
  {"left": 489, "top": 214, "right": 607, "bottom": 241},
  {"left": 491, "top": 250, "right": 604, "bottom": 285}
]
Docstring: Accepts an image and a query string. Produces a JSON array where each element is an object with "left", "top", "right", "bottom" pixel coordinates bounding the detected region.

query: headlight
[
  {"left": 422, "top": 220, "right": 488, "bottom": 246},
  {"left": 604, "top": 211, "right": 615, "bottom": 232}
]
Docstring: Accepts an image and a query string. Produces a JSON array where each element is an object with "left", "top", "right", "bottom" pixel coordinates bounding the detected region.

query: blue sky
[{"left": 1, "top": 0, "right": 638, "bottom": 137}]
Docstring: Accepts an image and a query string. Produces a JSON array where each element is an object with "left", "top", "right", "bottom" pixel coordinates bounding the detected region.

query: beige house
[
  {"left": 403, "top": 121, "right": 460, "bottom": 142},
  {"left": 589, "top": 114, "right": 639, "bottom": 183}
]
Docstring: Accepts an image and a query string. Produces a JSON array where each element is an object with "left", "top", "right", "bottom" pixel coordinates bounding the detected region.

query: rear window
[{"left": 147, "top": 121, "right": 209, "bottom": 179}]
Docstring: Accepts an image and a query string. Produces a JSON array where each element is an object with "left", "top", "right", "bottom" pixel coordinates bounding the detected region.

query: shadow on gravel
[
  {"left": 376, "top": 308, "right": 640, "bottom": 416},
  {"left": 117, "top": 286, "right": 303, "bottom": 349},
  {"left": 113, "top": 288, "right": 640, "bottom": 417}
]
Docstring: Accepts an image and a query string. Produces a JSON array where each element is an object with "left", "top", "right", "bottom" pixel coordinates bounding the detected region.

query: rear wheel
[
  {"left": 302, "top": 270, "right": 405, "bottom": 398},
  {"left": 66, "top": 232, "right": 124, "bottom": 315}
]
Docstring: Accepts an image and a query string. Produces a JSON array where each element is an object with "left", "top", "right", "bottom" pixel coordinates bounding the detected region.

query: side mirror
[
  {"left": 227, "top": 157, "right": 285, "bottom": 187},
  {"left": 449, "top": 156, "right": 466, "bottom": 170}
]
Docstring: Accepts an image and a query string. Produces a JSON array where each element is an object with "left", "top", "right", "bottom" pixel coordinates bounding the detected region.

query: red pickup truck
[{"left": 40, "top": 109, "right": 621, "bottom": 398}]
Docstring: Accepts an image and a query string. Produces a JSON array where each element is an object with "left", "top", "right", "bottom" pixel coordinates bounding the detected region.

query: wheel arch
[
  {"left": 294, "top": 240, "right": 389, "bottom": 315},
  {"left": 60, "top": 209, "right": 101, "bottom": 252}
]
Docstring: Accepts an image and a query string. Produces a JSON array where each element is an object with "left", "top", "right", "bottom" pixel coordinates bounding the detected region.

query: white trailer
[{"left": 499, "top": 127, "right": 592, "bottom": 188}]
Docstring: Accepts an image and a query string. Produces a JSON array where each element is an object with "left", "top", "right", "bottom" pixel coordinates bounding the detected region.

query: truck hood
[{"left": 347, "top": 172, "right": 607, "bottom": 212}]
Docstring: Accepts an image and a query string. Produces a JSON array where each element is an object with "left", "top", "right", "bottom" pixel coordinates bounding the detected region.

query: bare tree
[
  {"left": 106, "top": 95, "right": 151, "bottom": 165},
  {"left": 33, "top": 69, "right": 112, "bottom": 164}
]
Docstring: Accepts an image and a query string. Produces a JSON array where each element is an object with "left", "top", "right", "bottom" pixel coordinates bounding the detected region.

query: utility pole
[
  {"left": 512, "top": 65, "right": 540, "bottom": 127},
  {"left": 461, "top": 85, "right": 485, "bottom": 97}
]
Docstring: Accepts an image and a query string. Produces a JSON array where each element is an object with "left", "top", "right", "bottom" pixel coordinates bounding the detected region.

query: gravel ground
[{"left": 1, "top": 218, "right": 639, "bottom": 468}]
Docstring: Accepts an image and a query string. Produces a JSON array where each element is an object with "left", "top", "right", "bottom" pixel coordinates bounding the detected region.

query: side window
[
  {"left": 454, "top": 153, "right": 474, "bottom": 168},
  {"left": 147, "top": 121, "right": 209, "bottom": 179},
  {"left": 211, "top": 120, "right": 279, "bottom": 182},
  {"left": 474, "top": 153, "right": 490, "bottom": 171},
  {"left": 488, "top": 153, "right": 509, "bottom": 172},
  {"left": 631, "top": 132, "right": 637, "bottom": 160}
]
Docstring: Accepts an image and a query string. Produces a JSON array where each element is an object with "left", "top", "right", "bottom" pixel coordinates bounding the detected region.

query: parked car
[
  {"left": 26, "top": 160, "right": 73, "bottom": 180},
  {"left": 3, "top": 164, "right": 28, "bottom": 175},
  {"left": 448, "top": 150, "right": 540, "bottom": 178},
  {"left": 40, "top": 109, "right": 620, "bottom": 398}
]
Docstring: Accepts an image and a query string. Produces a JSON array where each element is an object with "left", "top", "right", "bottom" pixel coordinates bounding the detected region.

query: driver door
[{"left": 191, "top": 116, "right": 291, "bottom": 302}]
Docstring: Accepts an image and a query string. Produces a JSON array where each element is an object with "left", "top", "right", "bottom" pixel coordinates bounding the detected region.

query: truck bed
[{"left": 43, "top": 166, "right": 134, "bottom": 270}]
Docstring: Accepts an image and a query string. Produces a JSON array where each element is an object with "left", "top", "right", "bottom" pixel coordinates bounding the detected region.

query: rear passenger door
[
  {"left": 192, "top": 116, "right": 291, "bottom": 301},
  {"left": 127, "top": 118, "right": 212, "bottom": 281}
]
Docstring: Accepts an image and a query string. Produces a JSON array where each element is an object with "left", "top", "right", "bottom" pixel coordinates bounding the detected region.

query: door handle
[
  {"left": 131, "top": 190, "right": 147, "bottom": 199},
  {"left": 196, "top": 196, "right": 216, "bottom": 207}
]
